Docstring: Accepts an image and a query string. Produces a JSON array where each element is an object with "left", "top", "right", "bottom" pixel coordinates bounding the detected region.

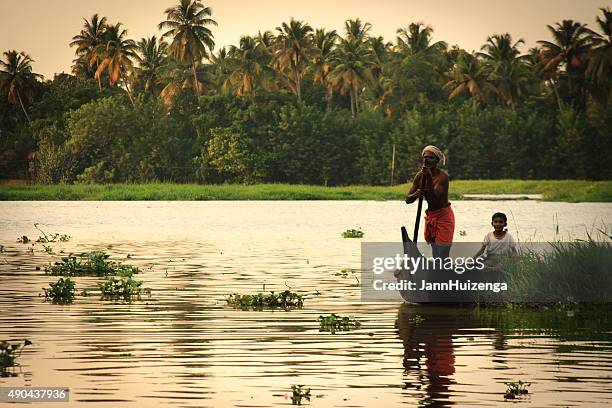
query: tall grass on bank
[
  {"left": 0, "top": 180, "right": 610, "bottom": 202},
  {"left": 499, "top": 238, "right": 612, "bottom": 302}
]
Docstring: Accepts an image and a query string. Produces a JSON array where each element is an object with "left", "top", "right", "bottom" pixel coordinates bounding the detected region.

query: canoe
[{"left": 394, "top": 226, "right": 501, "bottom": 304}]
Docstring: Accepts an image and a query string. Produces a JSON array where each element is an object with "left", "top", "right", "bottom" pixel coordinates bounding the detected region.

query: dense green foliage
[{"left": 1, "top": 2, "right": 611, "bottom": 183}]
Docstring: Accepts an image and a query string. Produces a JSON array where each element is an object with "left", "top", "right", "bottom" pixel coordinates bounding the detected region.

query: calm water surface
[{"left": 0, "top": 201, "right": 611, "bottom": 407}]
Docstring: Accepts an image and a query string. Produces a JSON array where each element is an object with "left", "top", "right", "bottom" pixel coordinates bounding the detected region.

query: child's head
[{"left": 491, "top": 212, "right": 507, "bottom": 231}]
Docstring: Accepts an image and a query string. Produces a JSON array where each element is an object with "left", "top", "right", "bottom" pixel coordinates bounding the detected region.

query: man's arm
[{"left": 405, "top": 171, "right": 423, "bottom": 204}]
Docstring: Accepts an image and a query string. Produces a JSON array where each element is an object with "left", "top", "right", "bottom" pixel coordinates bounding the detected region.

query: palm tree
[
  {"left": 479, "top": 33, "right": 532, "bottom": 107},
  {"left": 395, "top": 23, "right": 447, "bottom": 56},
  {"left": 586, "top": 8, "right": 612, "bottom": 102},
  {"left": 272, "top": 18, "right": 314, "bottom": 101},
  {"left": 159, "top": 0, "right": 217, "bottom": 97},
  {"left": 209, "top": 47, "right": 232, "bottom": 94},
  {"left": 227, "top": 36, "right": 275, "bottom": 95},
  {"left": 328, "top": 38, "right": 375, "bottom": 117},
  {"left": 367, "top": 36, "right": 391, "bottom": 67},
  {"left": 93, "top": 23, "right": 137, "bottom": 103},
  {"left": 537, "top": 20, "right": 592, "bottom": 106},
  {"left": 442, "top": 51, "right": 496, "bottom": 103},
  {"left": 344, "top": 18, "right": 371, "bottom": 43},
  {"left": 69, "top": 13, "right": 108, "bottom": 89},
  {"left": 256, "top": 30, "right": 276, "bottom": 49},
  {"left": 311, "top": 29, "right": 337, "bottom": 83},
  {"left": 133, "top": 36, "right": 168, "bottom": 95},
  {"left": 0, "top": 50, "right": 42, "bottom": 124},
  {"left": 479, "top": 33, "right": 524, "bottom": 62}
]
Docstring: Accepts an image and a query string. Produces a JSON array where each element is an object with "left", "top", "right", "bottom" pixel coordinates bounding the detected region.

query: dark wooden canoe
[{"left": 395, "top": 226, "right": 500, "bottom": 304}]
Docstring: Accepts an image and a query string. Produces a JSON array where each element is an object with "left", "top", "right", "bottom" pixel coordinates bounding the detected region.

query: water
[{"left": 0, "top": 201, "right": 611, "bottom": 407}]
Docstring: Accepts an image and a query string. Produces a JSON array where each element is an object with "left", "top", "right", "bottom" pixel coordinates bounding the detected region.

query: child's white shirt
[{"left": 483, "top": 231, "right": 516, "bottom": 257}]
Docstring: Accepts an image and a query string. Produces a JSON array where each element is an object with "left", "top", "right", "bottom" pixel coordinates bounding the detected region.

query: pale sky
[{"left": 1, "top": 0, "right": 610, "bottom": 79}]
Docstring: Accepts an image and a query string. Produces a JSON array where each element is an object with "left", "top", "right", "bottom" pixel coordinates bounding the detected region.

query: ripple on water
[{"left": 1, "top": 201, "right": 611, "bottom": 406}]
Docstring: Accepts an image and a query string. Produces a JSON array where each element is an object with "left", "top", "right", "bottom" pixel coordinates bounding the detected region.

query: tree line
[{"left": 1, "top": 0, "right": 610, "bottom": 184}]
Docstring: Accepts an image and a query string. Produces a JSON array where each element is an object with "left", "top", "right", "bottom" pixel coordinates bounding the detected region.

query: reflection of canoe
[{"left": 395, "top": 227, "right": 500, "bottom": 304}]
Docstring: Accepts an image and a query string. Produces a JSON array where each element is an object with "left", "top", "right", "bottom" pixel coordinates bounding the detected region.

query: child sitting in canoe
[{"left": 474, "top": 212, "right": 517, "bottom": 268}]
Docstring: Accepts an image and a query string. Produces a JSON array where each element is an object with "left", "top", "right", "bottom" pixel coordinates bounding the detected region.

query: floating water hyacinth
[
  {"left": 318, "top": 314, "right": 361, "bottom": 334},
  {"left": 43, "top": 277, "right": 76, "bottom": 304},
  {"left": 226, "top": 290, "right": 304, "bottom": 310},
  {"left": 342, "top": 228, "right": 364, "bottom": 238}
]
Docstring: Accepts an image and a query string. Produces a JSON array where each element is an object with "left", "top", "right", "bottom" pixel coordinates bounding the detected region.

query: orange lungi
[{"left": 424, "top": 205, "right": 455, "bottom": 245}]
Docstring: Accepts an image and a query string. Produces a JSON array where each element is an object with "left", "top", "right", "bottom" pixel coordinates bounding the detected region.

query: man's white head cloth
[{"left": 422, "top": 145, "right": 445, "bottom": 166}]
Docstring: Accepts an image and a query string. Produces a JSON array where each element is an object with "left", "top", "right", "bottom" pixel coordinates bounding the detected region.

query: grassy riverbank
[{"left": 0, "top": 180, "right": 610, "bottom": 202}]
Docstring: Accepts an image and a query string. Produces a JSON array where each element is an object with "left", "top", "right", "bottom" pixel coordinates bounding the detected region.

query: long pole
[
  {"left": 412, "top": 168, "right": 425, "bottom": 242},
  {"left": 413, "top": 195, "right": 424, "bottom": 243}
]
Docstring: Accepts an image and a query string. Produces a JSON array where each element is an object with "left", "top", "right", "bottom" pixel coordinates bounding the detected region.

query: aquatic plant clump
[
  {"left": 0, "top": 339, "right": 32, "bottom": 377},
  {"left": 291, "top": 385, "right": 311, "bottom": 405},
  {"left": 36, "top": 233, "right": 71, "bottom": 243},
  {"left": 43, "top": 277, "right": 76, "bottom": 304},
  {"left": 226, "top": 290, "right": 304, "bottom": 309},
  {"left": 99, "top": 276, "right": 144, "bottom": 301},
  {"left": 504, "top": 380, "right": 530, "bottom": 399},
  {"left": 342, "top": 228, "right": 364, "bottom": 238},
  {"left": 17, "top": 235, "right": 31, "bottom": 244},
  {"left": 46, "top": 251, "right": 140, "bottom": 277},
  {"left": 318, "top": 314, "right": 361, "bottom": 334}
]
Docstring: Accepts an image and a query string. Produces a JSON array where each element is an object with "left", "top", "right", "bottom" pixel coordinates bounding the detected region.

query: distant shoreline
[{"left": 0, "top": 180, "right": 610, "bottom": 202}]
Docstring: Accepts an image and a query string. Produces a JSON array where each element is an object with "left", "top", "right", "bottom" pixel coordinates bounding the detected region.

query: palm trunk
[
  {"left": 294, "top": 67, "right": 301, "bottom": 101},
  {"left": 95, "top": 61, "right": 102, "bottom": 91},
  {"left": 120, "top": 69, "right": 135, "bottom": 106},
  {"left": 192, "top": 63, "right": 200, "bottom": 97},
  {"left": 16, "top": 90, "right": 31, "bottom": 125},
  {"left": 550, "top": 78, "right": 562, "bottom": 112},
  {"left": 349, "top": 89, "right": 356, "bottom": 118},
  {"left": 325, "top": 84, "right": 333, "bottom": 110}
]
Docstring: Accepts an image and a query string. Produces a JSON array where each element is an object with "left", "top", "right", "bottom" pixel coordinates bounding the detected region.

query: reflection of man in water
[
  {"left": 405, "top": 145, "right": 455, "bottom": 260},
  {"left": 397, "top": 304, "right": 456, "bottom": 404}
]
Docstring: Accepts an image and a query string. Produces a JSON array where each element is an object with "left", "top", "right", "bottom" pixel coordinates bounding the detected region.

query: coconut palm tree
[
  {"left": 158, "top": 0, "right": 217, "bottom": 97},
  {"left": 479, "top": 33, "right": 524, "bottom": 63},
  {"left": 92, "top": 23, "right": 137, "bottom": 103},
  {"left": 272, "top": 18, "right": 314, "bottom": 101},
  {"left": 586, "top": 7, "right": 612, "bottom": 102},
  {"left": 69, "top": 13, "right": 108, "bottom": 89},
  {"left": 227, "top": 36, "right": 275, "bottom": 95},
  {"left": 328, "top": 38, "right": 375, "bottom": 117},
  {"left": 0, "top": 50, "right": 42, "bottom": 124},
  {"left": 344, "top": 18, "right": 371, "bottom": 43},
  {"left": 537, "top": 20, "right": 592, "bottom": 106},
  {"left": 311, "top": 29, "right": 337, "bottom": 84},
  {"left": 256, "top": 30, "right": 276, "bottom": 49},
  {"left": 208, "top": 47, "right": 232, "bottom": 94},
  {"left": 442, "top": 51, "right": 496, "bottom": 103},
  {"left": 395, "top": 23, "right": 447, "bottom": 56},
  {"left": 310, "top": 29, "right": 338, "bottom": 107},
  {"left": 133, "top": 36, "right": 168, "bottom": 95},
  {"left": 479, "top": 33, "right": 532, "bottom": 107}
]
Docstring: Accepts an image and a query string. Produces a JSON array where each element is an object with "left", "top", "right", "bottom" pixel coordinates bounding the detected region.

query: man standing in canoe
[{"left": 405, "top": 145, "right": 455, "bottom": 259}]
